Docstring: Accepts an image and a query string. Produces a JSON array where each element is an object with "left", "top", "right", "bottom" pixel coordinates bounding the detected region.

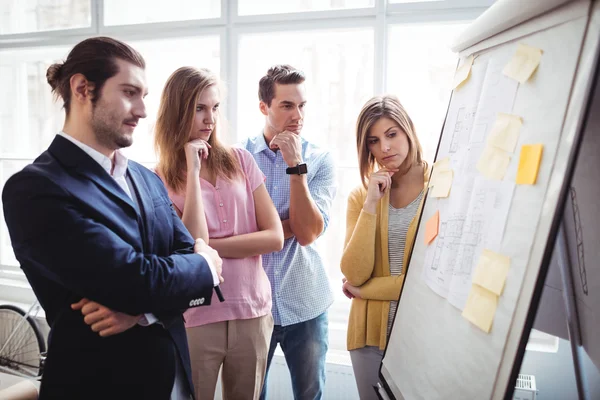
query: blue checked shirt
[{"left": 241, "top": 134, "right": 337, "bottom": 326}]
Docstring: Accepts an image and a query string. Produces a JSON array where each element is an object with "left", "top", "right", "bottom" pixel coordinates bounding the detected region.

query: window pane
[
  {"left": 238, "top": 0, "right": 373, "bottom": 16},
  {"left": 387, "top": 22, "right": 469, "bottom": 162},
  {"left": 104, "top": 0, "right": 220, "bottom": 26},
  {"left": 238, "top": 28, "right": 374, "bottom": 362},
  {"left": 121, "top": 36, "right": 221, "bottom": 163},
  {"left": 0, "top": 0, "right": 91, "bottom": 35},
  {"left": 0, "top": 47, "right": 68, "bottom": 158}
]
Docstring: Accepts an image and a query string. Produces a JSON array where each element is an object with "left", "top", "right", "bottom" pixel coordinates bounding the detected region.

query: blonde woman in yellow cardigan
[{"left": 341, "top": 95, "right": 429, "bottom": 399}]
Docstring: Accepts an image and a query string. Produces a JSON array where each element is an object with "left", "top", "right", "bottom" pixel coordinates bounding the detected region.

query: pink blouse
[{"left": 160, "top": 147, "right": 272, "bottom": 327}]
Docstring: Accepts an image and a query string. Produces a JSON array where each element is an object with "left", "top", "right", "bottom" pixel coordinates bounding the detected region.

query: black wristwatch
[{"left": 286, "top": 163, "right": 308, "bottom": 175}]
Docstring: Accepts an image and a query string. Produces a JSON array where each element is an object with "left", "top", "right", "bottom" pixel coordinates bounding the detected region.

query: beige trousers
[{"left": 186, "top": 314, "right": 273, "bottom": 400}]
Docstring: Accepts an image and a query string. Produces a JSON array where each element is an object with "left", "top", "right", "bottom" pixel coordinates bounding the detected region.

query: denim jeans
[{"left": 259, "top": 311, "right": 328, "bottom": 400}]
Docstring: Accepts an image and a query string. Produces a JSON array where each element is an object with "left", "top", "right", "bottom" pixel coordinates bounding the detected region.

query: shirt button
[
  {"left": 215, "top": 186, "right": 219, "bottom": 190},
  {"left": 223, "top": 219, "right": 227, "bottom": 223},
  {"left": 219, "top": 203, "right": 224, "bottom": 207}
]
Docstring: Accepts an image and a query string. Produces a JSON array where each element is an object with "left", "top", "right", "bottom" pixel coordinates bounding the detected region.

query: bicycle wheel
[{"left": 0, "top": 304, "right": 46, "bottom": 377}]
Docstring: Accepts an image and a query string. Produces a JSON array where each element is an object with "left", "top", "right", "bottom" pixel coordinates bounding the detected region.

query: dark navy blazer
[{"left": 2, "top": 135, "right": 214, "bottom": 400}]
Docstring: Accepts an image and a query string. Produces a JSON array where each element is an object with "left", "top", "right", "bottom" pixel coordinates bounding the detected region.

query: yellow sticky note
[
  {"left": 516, "top": 144, "right": 543, "bottom": 185},
  {"left": 476, "top": 144, "right": 511, "bottom": 180},
  {"left": 429, "top": 157, "right": 450, "bottom": 188},
  {"left": 487, "top": 113, "right": 523, "bottom": 153},
  {"left": 424, "top": 210, "right": 439, "bottom": 245},
  {"left": 462, "top": 284, "right": 498, "bottom": 333},
  {"left": 434, "top": 157, "right": 450, "bottom": 171},
  {"left": 453, "top": 55, "right": 474, "bottom": 89},
  {"left": 472, "top": 249, "right": 511, "bottom": 296},
  {"left": 503, "top": 43, "right": 543, "bottom": 83},
  {"left": 430, "top": 170, "right": 454, "bottom": 198}
]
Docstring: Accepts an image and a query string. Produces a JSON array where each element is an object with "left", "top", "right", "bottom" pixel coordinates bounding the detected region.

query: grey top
[{"left": 387, "top": 190, "right": 424, "bottom": 336}]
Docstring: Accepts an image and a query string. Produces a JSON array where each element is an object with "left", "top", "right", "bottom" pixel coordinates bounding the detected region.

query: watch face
[{"left": 298, "top": 163, "right": 308, "bottom": 174}]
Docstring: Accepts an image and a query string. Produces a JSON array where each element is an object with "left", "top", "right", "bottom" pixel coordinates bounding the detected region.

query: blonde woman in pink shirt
[{"left": 154, "top": 67, "right": 284, "bottom": 400}]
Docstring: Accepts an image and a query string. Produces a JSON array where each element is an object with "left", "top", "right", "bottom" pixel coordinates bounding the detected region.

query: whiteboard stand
[
  {"left": 375, "top": 382, "right": 393, "bottom": 400},
  {"left": 556, "top": 223, "right": 588, "bottom": 400}
]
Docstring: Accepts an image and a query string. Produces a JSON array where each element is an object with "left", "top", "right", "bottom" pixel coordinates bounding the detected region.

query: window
[
  {"left": 103, "top": 0, "right": 221, "bottom": 25},
  {"left": 0, "top": 0, "right": 91, "bottom": 35},
  {"left": 387, "top": 22, "right": 469, "bottom": 162},
  {"left": 238, "top": 0, "right": 374, "bottom": 16},
  {"left": 237, "top": 27, "right": 374, "bottom": 361},
  {"left": 0, "top": 47, "right": 68, "bottom": 158}
]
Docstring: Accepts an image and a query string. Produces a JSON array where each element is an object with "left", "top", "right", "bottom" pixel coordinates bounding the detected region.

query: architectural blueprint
[{"left": 422, "top": 57, "right": 518, "bottom": 310}]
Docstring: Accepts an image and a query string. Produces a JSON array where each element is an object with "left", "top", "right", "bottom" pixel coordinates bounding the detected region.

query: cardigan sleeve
[
  {"left": 340, "top": 188, "right": 377, "bottom": 286},
  {"left": 359, "top": 275, "right": 404, "bottom": 301}
]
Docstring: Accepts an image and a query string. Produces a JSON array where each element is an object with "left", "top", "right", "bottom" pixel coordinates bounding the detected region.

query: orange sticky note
[
  {"left": 516, "top": 144, "right": 543, "bottom": 185},
  {"left": 424, "top": 211, "right": 439, "bottom": 245}
]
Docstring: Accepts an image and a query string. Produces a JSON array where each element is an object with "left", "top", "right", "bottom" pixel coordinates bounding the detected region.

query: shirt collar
[
  {"left": 58, "top": 131, "right": 129, "bottom": 178},
  {"left": 251, "top": 133, "right": 271, "bottom": 155}
]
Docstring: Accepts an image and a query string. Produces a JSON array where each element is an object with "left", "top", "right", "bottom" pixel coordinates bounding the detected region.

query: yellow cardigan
[{"left": 340, "top": 168, "right": 429, "bottom": 351}]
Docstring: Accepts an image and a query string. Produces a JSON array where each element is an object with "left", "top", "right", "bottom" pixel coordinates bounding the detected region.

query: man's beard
[{"left": 91, "top": 101, "right": 134, "bottom": 150}]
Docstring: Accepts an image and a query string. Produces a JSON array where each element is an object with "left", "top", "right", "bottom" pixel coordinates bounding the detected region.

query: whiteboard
[{"left": 380, "top": 0, "right": 600, "bottom": 398}]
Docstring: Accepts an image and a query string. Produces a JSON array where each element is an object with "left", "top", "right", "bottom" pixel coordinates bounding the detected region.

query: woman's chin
[
  {"left": 381, "top": 161, "right": 400, "bottom": 170},
  {"left": 190, "top": 133, "right": 211, "bottom": 142}
]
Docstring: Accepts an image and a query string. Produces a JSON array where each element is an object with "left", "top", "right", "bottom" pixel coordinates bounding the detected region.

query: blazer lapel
[
  {"left": 48, "top": 135, "right": 137, "bottom": 214},
  {"left": 127, "top": 163, "right": 155, "bottom": 249}
]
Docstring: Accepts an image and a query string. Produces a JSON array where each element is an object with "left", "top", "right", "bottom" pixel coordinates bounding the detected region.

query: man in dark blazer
[{"left": 1, "top": 37, "right": 221, "bottom": 399}]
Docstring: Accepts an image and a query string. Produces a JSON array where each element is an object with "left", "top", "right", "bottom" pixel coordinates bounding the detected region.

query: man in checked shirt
[{"left": 241, "top": 64, "right": 337, "bottom": 400}]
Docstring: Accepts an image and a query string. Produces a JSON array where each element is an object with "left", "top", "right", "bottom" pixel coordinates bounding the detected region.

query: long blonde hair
[
  {"left": 155, "top": 67, "right": 240, "bottom": 192},
  {"left": 355, "top": 95, "right": 425, "bottom": 189}
]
